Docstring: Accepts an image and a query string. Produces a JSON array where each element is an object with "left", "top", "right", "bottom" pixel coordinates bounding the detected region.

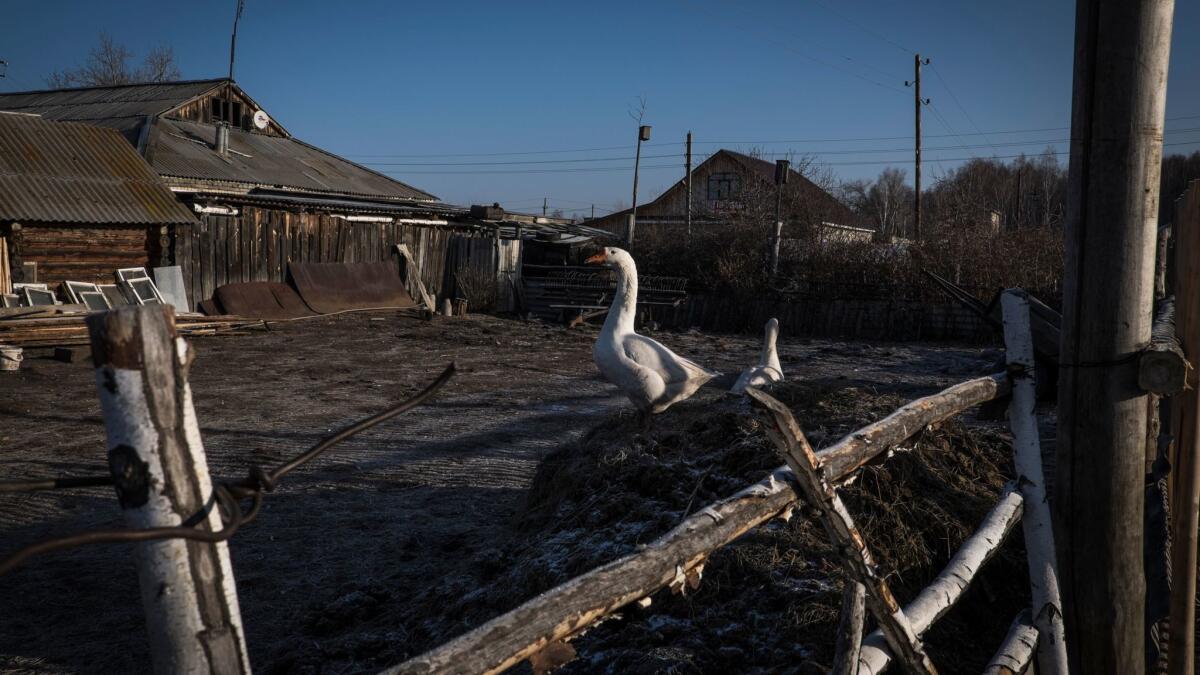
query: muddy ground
[{"left": 0, "top": 312, "right": 1004, "bottom": 673}]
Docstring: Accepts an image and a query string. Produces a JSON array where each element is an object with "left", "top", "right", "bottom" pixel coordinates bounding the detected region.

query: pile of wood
[{"left": 0, "top": 311, "right": 263, "bottom": 348}]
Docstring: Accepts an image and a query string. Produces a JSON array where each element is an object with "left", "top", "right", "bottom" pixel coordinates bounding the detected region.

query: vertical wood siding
[{"left": 176, "top": 207, "right": 462, "bottom": 309}]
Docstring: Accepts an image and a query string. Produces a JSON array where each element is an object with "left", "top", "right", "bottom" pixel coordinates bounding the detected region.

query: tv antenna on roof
[{"left": 224, "top": 0, "right": 245, "bottom": 128}]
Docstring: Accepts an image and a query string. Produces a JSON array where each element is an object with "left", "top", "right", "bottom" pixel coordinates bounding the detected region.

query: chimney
[{"left": 215, "top": 122, "right": 230, "bottom": 157}]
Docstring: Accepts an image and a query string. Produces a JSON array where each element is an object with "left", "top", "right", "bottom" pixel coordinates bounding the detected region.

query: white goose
[
  {"left": 586, "top": 247, "right": 717, "bottom": 414},
  {"left": 731, "top": 318, "right": 784, "bottom": 394}
]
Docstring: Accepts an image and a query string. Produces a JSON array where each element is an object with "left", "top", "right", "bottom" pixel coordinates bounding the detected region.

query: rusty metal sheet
[
  {"left": 213, "top": 281, "right": 315, "bottom": 320},
  {"left": 288, "top": 261, "right": 415, "bottom": 314}
]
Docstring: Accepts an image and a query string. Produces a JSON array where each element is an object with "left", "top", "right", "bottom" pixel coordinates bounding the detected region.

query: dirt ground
[{"left": 0, "top": 312, "right": 1003, "bottom": 673}]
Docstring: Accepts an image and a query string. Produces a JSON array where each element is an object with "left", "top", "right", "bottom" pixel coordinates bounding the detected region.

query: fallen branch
[
  {"left": 855, "top": 485, "right": 1024, "bottom": 674},
  {"left": 388, "top": 373, "right": 1008, "bottom": 675}
]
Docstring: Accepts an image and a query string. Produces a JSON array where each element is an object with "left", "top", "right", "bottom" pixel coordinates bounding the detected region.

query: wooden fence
[
  {"left": 2, "top": 293, "right": 1072, "bottom": 673},
  {"left": 386, "top": 289, "right": 1064, "bottom": 674}
]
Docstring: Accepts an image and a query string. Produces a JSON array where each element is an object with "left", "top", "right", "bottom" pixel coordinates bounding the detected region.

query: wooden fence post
[
  {"left": 1169, "top": 181, "right": 1200, "bottom": 674},
  {"left": 749, "top": 388, "right": 937, "bottom": 674},
  {"left": 1057, "top": 0, "right": 1174, "bottom": 671},
  {"left": 86, "top": 305, "right": 251, "bottom": 675},
  {"left": 1001, "top": 289, "right": 1068, "bottom": 674},
  {"left": 831, "top": 582, "right": 865, "bottom": 675}
]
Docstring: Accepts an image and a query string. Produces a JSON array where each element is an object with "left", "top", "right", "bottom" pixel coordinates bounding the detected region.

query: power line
[
  {"left": 679, "top": 0, "right": 908, "bottom": 94},
  {"left": 929, "top": 63, "right": 1000, "bottom": 153},
  {"left": 807, "top": 0, "right": 915, "bottom": 55},
  {"left": 346, "top": 119, "right": 1200, "bottom": 160},
  {"left": 381, "top": 139, "right": 1200, "bottom": 175},
  {"left": 363, "top": 131, "right": 1200, "bottom": 168}
]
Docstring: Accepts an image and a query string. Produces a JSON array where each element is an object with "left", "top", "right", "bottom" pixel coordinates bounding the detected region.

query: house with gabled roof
[
  {"left": 0, "top": 79, "right": 608, "bottom": 308},
  {"left": 587, "top": 148, "right": 871, "bottom": 243}
]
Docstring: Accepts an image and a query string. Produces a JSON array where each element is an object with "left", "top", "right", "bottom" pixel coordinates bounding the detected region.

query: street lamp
[
  {"left": 628, "top": 124, "right": 652, "bottom": 246},
  {"left": 770, "top": 159, "right": 790, "bottom": 276}
]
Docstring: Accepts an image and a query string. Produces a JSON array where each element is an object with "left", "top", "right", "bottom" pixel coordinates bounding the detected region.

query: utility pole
[
  {"left": 590, "top": 204, "right": 595, "bottom": 220},
  {"left": 685, "top": 131, "right": 693, "bottom": 240},
  {"left": 1056, "top": 1, "right": 1174, "bottom": 673},
  {"left": 543, "top": 197, "right": 547, "bottom": 217},
  {"left": 905, "top": 54, "right": 930, "bottom": 241},
  {"left": 629, "top": 124, "right": 651, "bottom": 246},
  {"left": 770, "top": 159, "right": 789, "bottom": 277}
]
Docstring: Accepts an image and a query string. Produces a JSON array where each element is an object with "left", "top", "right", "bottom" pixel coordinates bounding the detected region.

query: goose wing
[{"left": 622, "top": 333, "right": 718, "bottom": 384}]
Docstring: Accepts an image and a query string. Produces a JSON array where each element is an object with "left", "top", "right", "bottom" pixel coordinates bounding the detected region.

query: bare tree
[
  {"left": 843, "top": 168, "right": 913, "bottom": 238},
  {"left": 46, "top": 33, "right": 180, "bottom": 88},
  {"left": 627, "top": 95, "right": 647, "bottom": 125}
]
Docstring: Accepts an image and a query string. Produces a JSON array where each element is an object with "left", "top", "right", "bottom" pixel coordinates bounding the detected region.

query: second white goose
[{"left": 731, "top": 317, "right": 783, "bottom": 394}]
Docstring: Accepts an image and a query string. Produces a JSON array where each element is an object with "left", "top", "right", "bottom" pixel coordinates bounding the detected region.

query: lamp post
[
  {"left": 628, "top": 124, "right": 652, "bottom": 246},
  {"left": 770, "top": 159, "right": 790, "bottom": 277}
]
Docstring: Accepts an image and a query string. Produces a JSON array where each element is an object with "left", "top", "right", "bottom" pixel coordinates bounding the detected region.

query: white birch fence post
[
  {"left": 1001, "top": 288, "right": 1069, "bottom": 674},
  {"left": 86, "top": 305, "right": 251, "bottom": 675}
]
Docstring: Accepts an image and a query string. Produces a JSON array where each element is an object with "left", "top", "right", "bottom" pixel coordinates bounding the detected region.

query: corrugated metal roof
[
  {"left": 0, "top": 113, "right": 198, "bottom": 225},
  {"left": 0, "top": 80, "right": 440, "bottom": 203},
  {"left": 152, "top": 118, "right": 438, "bottom": 202},
  {"left": 0, "top": 79, "right": 224, "bottom": 122}
]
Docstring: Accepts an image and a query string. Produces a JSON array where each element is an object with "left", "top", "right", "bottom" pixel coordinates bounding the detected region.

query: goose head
[
  {"left": 585, "top": 246, "right": 637, "bottom": 279},
  {"left": 765, "top": 318, "right": 780, "bottom": 340}
]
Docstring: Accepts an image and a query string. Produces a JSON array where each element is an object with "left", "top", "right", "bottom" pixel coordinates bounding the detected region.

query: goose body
[
  {"left": 731, "top": 318, "right": 783, "bottom": 394},
  {"left": 588, "top": 247, "right": 717, "bottom": 413}
]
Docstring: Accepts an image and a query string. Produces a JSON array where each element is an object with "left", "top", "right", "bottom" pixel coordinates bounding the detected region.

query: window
[
  {"left": 211, "top": 99, "right": 244, "bottom": 126},
  {"left": 706, "top": 172, "right": 741, "bottom": 201}
]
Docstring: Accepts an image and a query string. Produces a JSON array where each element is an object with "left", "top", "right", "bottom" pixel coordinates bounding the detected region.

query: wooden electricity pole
[
  {"left": 1056, "top": 1, "right": 1175, "bottom": 673},
  {"left": 685, "top": 131, "right": 693, "bottom": 239},
  {"left": 87, "top": 305, "right": 250, "bottom": 675},
  {"left": 906, "top": 54, "right": 929, "bottom": 241}
]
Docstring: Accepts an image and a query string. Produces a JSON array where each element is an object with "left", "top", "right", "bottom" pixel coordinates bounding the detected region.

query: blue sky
[{"left": 2, "top": 1, "right": 1198, "bottom": 218}]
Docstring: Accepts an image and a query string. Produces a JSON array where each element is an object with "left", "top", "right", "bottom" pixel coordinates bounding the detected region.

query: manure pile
[{"left": 281, "top": 380, "right": 1027, "bottom": 674}]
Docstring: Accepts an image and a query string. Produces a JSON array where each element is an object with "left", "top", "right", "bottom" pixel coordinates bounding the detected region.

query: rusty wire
[{"left": 0, "top": 362, "right": 456, "bottom": 576}]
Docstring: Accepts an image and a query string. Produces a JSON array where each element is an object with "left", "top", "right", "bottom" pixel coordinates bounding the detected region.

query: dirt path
[{"left": 0, "top": 313, "right": 997, "bottom": 673}]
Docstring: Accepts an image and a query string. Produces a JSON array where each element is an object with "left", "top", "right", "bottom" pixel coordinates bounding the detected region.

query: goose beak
[{"left": 585, "top": 252, "right": 607, "bottom": 264}]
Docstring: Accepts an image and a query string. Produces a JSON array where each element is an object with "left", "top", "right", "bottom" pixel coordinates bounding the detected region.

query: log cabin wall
[
  {"left": 9, "top": 222, "right": 161, "bottom": 286},
  {"left": 174, "top": 206, "right": 458, "bottom": 308}
]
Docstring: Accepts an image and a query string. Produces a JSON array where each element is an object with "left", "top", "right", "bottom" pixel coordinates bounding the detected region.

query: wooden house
[
  {"left": 0, "top": 111, "right": 197, "bottom": 288},
  {"left": 587, "top": 149, "right": 866, "bottom": 241},
  {"left": 0, "top": 80, "right": 611, "bottom": 308}
]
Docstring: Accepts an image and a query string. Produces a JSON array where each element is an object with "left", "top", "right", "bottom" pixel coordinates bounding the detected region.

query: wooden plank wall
[
  {"left": 174, "top": 206, "right": 459, "bottom": 308},
  {"left": 18, "top": 223, "right": 159, "bottom": 287},
  {"left": 441, "top": 235, "right": 524, "bottom": 313}
]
